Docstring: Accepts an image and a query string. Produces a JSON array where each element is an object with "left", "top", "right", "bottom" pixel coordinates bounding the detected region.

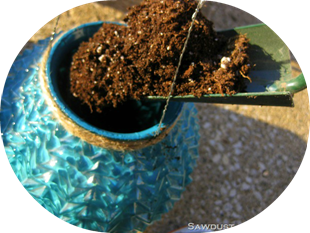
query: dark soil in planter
[
  {"left": 70, "top": 0, "right": 251, "bottom": 113},
  {"left": 57, "top": 41, "right": 166, "bottom": 133}
]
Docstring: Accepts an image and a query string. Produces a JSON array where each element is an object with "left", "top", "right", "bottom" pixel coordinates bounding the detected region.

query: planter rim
[{"left": 45, "top": 21, "right": 183, "bottom": 142}]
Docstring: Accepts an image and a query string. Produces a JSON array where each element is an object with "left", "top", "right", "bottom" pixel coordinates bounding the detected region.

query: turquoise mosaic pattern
[{"left": 0, "top": 39, "right": 200, "bottom": 233}]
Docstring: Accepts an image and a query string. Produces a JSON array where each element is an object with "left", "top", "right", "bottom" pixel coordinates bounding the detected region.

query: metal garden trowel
[{"left": 147, "top": 23, "right": 306, "bottom": 107}]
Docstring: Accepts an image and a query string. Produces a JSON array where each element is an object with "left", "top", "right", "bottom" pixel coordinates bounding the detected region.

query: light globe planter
[{"left": 1, "top": 22, "right": 200, "bottom": 233}]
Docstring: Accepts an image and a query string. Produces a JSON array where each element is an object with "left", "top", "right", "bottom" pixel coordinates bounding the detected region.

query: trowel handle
[{"left": 267, "top": 73, "right": 306, "bottom": 94}]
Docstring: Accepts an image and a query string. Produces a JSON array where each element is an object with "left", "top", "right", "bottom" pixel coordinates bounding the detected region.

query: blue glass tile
[{"left": 1, "top": 37, "right": 200, "bottom": 233}]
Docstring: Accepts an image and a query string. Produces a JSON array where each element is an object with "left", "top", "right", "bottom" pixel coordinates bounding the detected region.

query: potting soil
[{"left": 70, "top": 0, "right": 251, "bottom": 112}]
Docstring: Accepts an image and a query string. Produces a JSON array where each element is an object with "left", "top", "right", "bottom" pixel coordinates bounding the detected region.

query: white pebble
[
  {"left": 98, "top": 55, "right": 105, "bottom": 62},
  {"left": 220, "top": 186, "right": 227, "bottom": 196},
  {"left": 212, "top": 154, "right": 221, "bottom": 164},
  {"left": 229, "top": 189, "right": 237, "bottom": 197},
  {"left": 215, "top": 200, "right": 222, "bottom": 205},
  {"left": 241, "top": 183, "right": 251, "bottom": 191},
  {"left": 96, "top": 46, "right": 102, "bottom": 54},
  {"left": 222, "top": 155, "right": 229, "bottom": 166},
  {"left": 224, "top": 203, "right": 233, "bottom": 212},
  {"left": 220, "top": 56, "right": 231, "bottom": 69},
  {"left": 203, "top": 122, "right": 211, "bottom": 129},
  {"left": 258, "top": 162, "right": 266, "bottom": 171},
  {"left": 254, "top": 191, "right": 263, "bottom": 201},
  {"left": 245, "top": 176, "right": 253, "bottom": 183}
]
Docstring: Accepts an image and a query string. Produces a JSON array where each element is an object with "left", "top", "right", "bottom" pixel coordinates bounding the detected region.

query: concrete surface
[{"left": 24, "top": 1, "right": 310, "bottom": 232}]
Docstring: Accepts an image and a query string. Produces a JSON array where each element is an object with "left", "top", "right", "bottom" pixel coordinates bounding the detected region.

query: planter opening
[
  {"left": 45, "top": 22, "right": 183, "bottom": 139},
  {"left": 54, "top": 45, "right": 166, "bottom": 133}
]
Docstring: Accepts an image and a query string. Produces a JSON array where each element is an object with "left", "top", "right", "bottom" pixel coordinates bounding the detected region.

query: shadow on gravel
[{"left": 146, "top": 103, "right": 307, "bottom": 233}]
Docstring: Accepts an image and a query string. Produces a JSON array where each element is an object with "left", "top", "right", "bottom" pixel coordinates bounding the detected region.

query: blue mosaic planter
[{"left": 1, "top": 22, "right": 200, "bottom": 233}]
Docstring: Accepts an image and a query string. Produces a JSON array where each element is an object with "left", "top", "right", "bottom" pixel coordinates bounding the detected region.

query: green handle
[{"left": 267, "top": 73, "right": 307, "bottom": 94}]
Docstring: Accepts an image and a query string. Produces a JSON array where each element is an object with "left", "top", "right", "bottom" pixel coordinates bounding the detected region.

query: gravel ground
[{"left": 23, "top": 1, "right": 310, "bottom": 232}]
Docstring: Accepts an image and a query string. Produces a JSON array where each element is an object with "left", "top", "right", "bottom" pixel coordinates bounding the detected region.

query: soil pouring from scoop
[{"left": 69, "top": 0, "right": 251, "bottom": 113}]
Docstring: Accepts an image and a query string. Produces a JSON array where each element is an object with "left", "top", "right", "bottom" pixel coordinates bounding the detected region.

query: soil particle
[{"left": 70, "top": 0, "right": 251, "bottom": 112}]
